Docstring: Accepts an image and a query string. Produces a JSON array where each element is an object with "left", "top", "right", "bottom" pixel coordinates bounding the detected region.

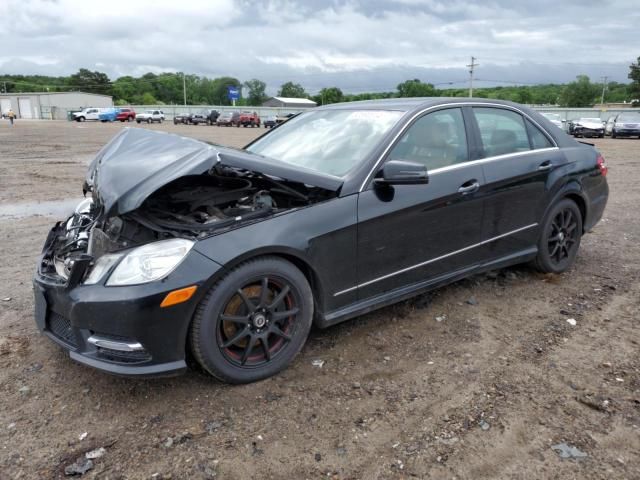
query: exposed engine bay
[{"left": 42, "top": 165, "right": 335, "bottom": 281}]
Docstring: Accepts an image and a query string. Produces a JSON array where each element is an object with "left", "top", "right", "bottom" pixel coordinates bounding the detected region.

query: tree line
[{"left": 2, "top": 57, "right": 639, "bottom": 107}]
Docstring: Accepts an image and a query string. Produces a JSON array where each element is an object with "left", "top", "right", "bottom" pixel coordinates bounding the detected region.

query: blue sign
[{"left": 227, "top": 86, "right": 240, "bottom": 101}]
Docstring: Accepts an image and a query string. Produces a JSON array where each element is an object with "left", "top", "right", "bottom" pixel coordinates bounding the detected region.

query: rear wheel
[
  {"left": 190, "top": 257, "right": 313, "bottom": 384},
  {"left": 534, "top": 199, "right": 582, "bottom": 273},
  {"left": 612, "top": 131, "right": 617, "bottom": 138}
]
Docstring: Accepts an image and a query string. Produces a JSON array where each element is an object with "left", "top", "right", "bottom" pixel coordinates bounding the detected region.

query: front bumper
[
  {"left": 33, "top": 244, "right": 222, "bottom": 378},
  {"left": 575, "top": 127, "right": 603, "bottom": 137},
  {"left": 613, "top": 128, "right": 640, "bottom": 137}
]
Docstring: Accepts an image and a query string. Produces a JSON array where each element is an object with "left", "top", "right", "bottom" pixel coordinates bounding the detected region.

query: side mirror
[{"left": 375, "top": 160, "right": 429, "bottom": 186}]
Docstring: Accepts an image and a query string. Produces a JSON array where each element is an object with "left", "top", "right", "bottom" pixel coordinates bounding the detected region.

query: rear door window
[
  {"left": 472, "top": 107, "right": 531, "bottom": 157},
  {"left": 526, "top": 119, "right": 554, "bottom": 149}
]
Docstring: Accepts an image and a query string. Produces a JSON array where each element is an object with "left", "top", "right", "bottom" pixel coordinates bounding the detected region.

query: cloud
[{"left": 1, "top": 0, "right": 637, "bottom": 93}]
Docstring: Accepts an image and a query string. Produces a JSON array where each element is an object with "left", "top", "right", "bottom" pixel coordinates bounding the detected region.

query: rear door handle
[
  {"left": 458, "top": 180, "right": 480, "bottom": 195},
  {"left": 538, "top": 160, "right": 554, "bottom": 171}
]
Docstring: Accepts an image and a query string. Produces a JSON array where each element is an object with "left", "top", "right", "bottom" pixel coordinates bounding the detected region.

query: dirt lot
[{"left": 0, "top": 120, "right": 638, "bottom": 479}]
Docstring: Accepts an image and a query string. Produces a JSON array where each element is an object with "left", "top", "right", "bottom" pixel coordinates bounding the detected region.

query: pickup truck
[
  {"left": 116, "top": 108, "right": 136, "bottom": 122},
  {"left": 189, "top": 109, "right": 220, "bottom": 125},
  {"left": 239, "top": 111, "right": 260, "bottom": 127},
  {"left": 73, "top": 108, "right": 102, "bottom": 122},
  {"left": 136, "top": 110, "right": 165, "bottom": 124}
]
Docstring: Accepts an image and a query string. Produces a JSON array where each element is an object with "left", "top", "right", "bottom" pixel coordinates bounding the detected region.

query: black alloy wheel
[
  {"left": 534, "top": 199, "right": 582, "bottom": 273},
  {"left": 190, "top": 257, "right": 313, "bottom": 383}
]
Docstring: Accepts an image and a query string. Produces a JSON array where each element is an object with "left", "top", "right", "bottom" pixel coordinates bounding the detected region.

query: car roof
[{"left": 317, "top": 97, "right": 532, "bottom": 113}]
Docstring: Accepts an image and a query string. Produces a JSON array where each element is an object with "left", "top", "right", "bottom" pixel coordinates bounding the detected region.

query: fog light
[{"left": 160, "top": 285, "right": 198, "bottom": 308}]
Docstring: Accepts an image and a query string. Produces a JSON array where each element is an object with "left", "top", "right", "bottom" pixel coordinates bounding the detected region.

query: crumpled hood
[{"left": 85, "top": 128, "right": 342, "bottom": 216}]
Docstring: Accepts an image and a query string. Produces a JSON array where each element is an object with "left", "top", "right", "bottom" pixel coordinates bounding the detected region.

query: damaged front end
[{"left": 38, "top": 128, "right": 339, "bottom": 287}]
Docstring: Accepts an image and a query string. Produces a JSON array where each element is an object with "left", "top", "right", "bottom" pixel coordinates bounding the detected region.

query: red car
[
  {"left": 239, "top": 111, "right": 260, "bottom": 127},
  {"left": 116, "top": 108, "right": 136, "bottom": 122}
]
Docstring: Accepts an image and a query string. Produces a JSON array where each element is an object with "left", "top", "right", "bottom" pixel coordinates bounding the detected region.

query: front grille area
[
  {"left": 48, "top": 312, "right": 77, "bottom": 347},
  {"left": 96, "top": 347, "right": 151, "bottom": 364}
]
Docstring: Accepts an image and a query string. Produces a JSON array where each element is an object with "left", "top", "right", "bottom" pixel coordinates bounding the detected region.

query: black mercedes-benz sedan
[{"left": 33, "top": 98, "right": 609, "bottom": 383}]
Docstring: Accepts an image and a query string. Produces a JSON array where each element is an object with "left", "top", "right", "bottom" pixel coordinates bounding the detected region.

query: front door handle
[
  {"left": 458, "top": 180, "right": 480, "bottom": 195},
  {"left": 538, "top": 160, "right": 554, "bottom": 171}
]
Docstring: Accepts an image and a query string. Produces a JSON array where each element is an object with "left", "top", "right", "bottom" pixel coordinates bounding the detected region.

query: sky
[{"left": 1, "top": 0, "right": 639, "bottom": 94}]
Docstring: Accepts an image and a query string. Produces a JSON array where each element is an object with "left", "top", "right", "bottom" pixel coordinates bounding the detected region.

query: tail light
[{"left": 596, "top": 154, "right": 608, "bottom": 176}]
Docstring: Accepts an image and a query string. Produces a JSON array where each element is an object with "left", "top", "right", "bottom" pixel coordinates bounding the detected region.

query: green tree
[
  {"left": 315, "top": 87, "right": 343, "bottom": 105},
  {"left": 629, "top": 57, "right": 640, "bottom": 105},
  {"left": 67, "top": 68, "right": 112, "bottom": 95},
  {"left": 559, "top": 75, "right": 599, "bottom": 107},
  {"left": 278, "top": 82, "right": 307, "bottom": 98},
  {"left": 396, "top": 79, "right": 436, "bottom": 97},
  {"left": 141, "top": 92, "right": 158, "bottom": 104},
  {"left": 244, "top": 79, "right": 267, "bottom": 105},
  {"left": 210, "top": 77, "right": 242, "bottom": 105}
]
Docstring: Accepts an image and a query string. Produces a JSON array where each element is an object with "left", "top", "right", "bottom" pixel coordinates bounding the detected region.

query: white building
[
  {"left": 0, "top": 91, "right": 113, "bottom": 119},
  {"left": 262, "top": 96, "right": 317, "bottom": 108}
]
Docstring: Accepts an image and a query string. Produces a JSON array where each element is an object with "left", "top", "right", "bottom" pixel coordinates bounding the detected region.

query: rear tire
[
  {"left": 533, "top": 199, "right": 582, "bottom": 274},
  {"left": 190, "top": 257, "right": 313, "bottom": 384}
]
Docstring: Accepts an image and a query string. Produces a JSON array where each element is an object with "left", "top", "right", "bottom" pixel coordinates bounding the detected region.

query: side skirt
[{"left": 318, "top": 247, "right": 537, "bottom": 328}]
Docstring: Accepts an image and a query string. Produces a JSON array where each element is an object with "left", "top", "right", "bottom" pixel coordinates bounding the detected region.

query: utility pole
[
  {"left": 467, "top": 56, "right": 478, "bottom": 98},
  {"left": 600, "top": 76, "right": 608, "bottom": 105},
  {"left": 183, "top": 73, "right": 187, "bottom": 106}
]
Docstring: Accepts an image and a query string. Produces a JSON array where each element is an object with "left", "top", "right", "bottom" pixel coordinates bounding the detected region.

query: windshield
[
  {"left": 246, "top": 109, "right": 403, "bottom": 177},
  {"left": 618, "top": 114, "right": 640, "bottom": 122},
  {"left": 145, "top": 110, "right": 154, "bottom": 114}
]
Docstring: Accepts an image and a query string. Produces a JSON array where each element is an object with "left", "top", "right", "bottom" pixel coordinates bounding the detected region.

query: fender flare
[
  {"left": 543, "top": 180, "right": 589, "bottom": 233},
  {"left": 196, "top": 245, "right": 328, "bottom": 321}
]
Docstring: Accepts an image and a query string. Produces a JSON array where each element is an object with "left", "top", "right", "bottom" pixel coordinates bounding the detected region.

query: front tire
[
  {"left": 534, "top": 199, "right": 582, "bottom": 273},
  {"left": 190, "top": 257, "right": 313, "bottom": 384},
  {"left": 147, "top": 118, "right": 152, "bottom": 124}
]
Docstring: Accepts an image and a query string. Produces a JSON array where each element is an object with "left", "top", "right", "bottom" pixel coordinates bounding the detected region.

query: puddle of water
[{"left": 0, "top": 198, "right": 83, "bottom": 219}]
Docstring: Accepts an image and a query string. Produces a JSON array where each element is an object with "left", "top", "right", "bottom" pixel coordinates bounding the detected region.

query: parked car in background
[
  {"left": 239, "top": 111, "right": 260, "bottom": 127},
  {"left": 604, "top": 116, "right": 616, "bottom": 136},
  {"left": 263, "top": 115, "right": 278, "bottom": 128},
  {"left": 610, "top": 112, "right": 640, "bottom": 138},
  {"left": 540, "top": 112, "right": 564, "bottom": 130},
  {"left": 98, "top": 108, "right": 120, "bottom": 122},
  {"left": 216, "top": 111, "right": 240, "bottom": 127},
  {"left": 73, "top": 108, "right": 103, "bottom": 122},
  {"left": 136, "top": 110, "right": 165, "bottom": 124},
  {"left": 276, "top": 113, "right": 297, "bottom": 125},
  {"left": 33, "top": 98, "right": 608, "bottom": 383},
  {"left": 189, "top": 109, "right": 220, "bottom": 125},
  {"left": 570, "top": 118, "right": 604, "bottom": 138},
  {"left": 173, "top": 113, "right": 190, "bottom": 125},
  {"left": 116, "top": 108, "right": 136, "bottom": 122}
]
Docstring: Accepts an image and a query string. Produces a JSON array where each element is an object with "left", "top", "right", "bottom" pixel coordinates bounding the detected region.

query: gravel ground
[{"left": 0, "top": 120, "right": 638, "bottom": 479}]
